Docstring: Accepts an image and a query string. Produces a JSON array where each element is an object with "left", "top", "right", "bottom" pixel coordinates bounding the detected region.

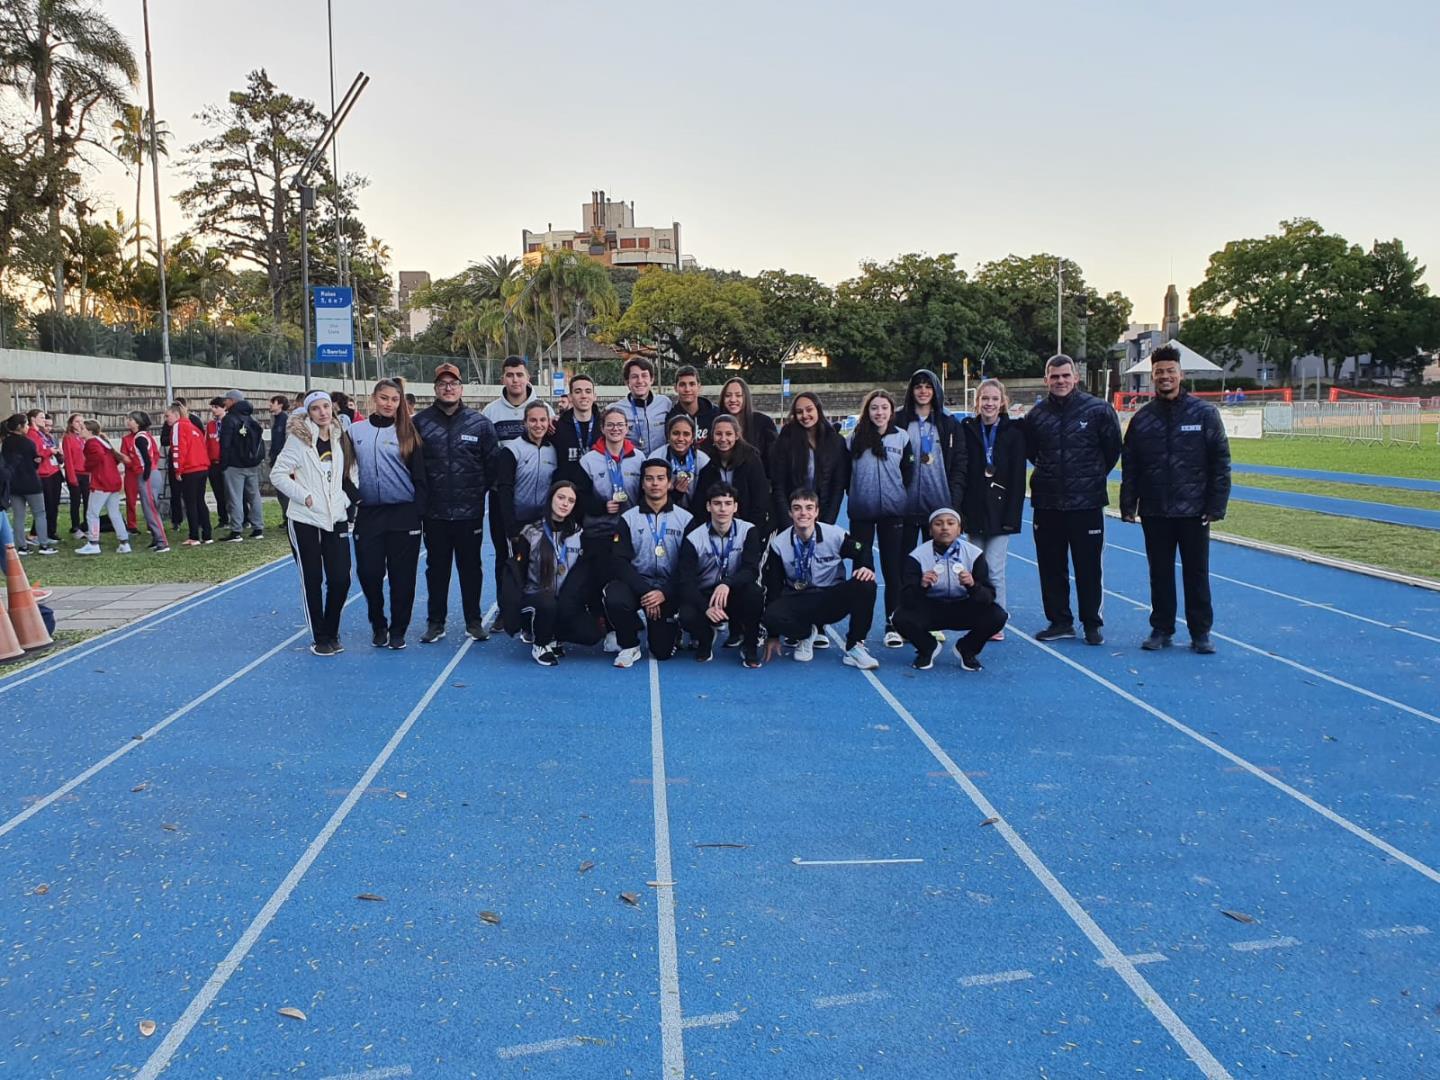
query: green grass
[
  {"left": 1229, "top": 424, "right": 1440, "bottom": 479},
  {"left": 20, "top": 501, "right": 288, "bottom": 589},
  {"left": 1233, "top": 473, "right": 1440, "bottom": 512},
  {"left": 1106, "top": 482, "right": 1440, "bottom": 583}
]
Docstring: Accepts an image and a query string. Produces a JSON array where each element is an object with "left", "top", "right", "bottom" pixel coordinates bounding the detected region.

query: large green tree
[
  {"left": 0, "top": 0, "right": 137, "bottom": 311},
  {"left": 612, "top": 268, "right": 765, "bottom": 367},
  {"left": 975, "top": 253, "right": 1131, "bottom": 373}
]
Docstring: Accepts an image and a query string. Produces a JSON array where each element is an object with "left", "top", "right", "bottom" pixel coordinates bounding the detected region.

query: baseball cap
[{"left": 434, "top": 363, "right": 462, "bottom": 383}]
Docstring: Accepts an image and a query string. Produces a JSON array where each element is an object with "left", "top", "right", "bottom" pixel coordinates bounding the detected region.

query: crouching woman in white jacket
[{"left": 270, "top": 391, "right": 358, "bottom": 655}]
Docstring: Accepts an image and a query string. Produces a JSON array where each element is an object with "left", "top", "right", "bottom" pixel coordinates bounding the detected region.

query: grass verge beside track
[
  {"left": 21, "top": 502, "right": 287, "bottom": 588},
  {"left": 1229, "top": 425, "right": 1439, "bottom": 479},
  {"left": 1106, "top": 482, "right": 1440, "bottom": 584},
  {"left": 1233, "top": 474, "right": 1440, "bottom": 511}
]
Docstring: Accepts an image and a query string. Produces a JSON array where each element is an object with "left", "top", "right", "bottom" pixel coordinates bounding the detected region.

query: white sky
[{"left": 83, "top": 0, "right": 1440, "bottom": 324}]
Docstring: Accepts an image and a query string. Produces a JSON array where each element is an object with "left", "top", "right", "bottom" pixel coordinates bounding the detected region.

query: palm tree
[
  {"left": 110, "top": 103, "right": 170, "bottom": 269},
  {"left": 0, "top": 0, "right": 138, "bottom": 311},
  {"left": 531, "top": 250, "right": 619, "bottom": 369}
]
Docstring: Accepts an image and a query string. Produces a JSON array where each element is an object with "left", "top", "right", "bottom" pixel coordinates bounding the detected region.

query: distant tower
[{"left": 1162, "top": 284, "right": 1180, "bottom": 339}]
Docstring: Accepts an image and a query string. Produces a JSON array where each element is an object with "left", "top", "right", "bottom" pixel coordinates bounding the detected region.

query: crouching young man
[
  {"left": 895, "top": 507, "right": 1007, "bottom": 671},
  {"left": 603, "top": 459, "right": 694, "bottom": 668},
  {"left": 762, "top": 488, "right": 880, "bottom": 669},
  {"left": 676, "top": 482, "right": 766, "bottom": 667}
]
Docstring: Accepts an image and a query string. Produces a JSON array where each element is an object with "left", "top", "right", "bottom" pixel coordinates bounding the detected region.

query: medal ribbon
[
  {"left": 605, "top": 452, "right": 626, "bottom": 498},
  {"left": 708, "top": 527, "right": 736, "bottom": 581},
  {"left": 646, "top": 510, "right": 670, "bottom": 555},
  {"left": 792, "top": 532, "right": 816, "bottom": 587},
  {"left": 544, "top": 521, "right": 569, "bottom": 574},
  {"left": 919, "top": 419, "right": 935, "bottom": 460},
  {"left": 981, "top": 420, "right": 998, "bottom": 468}
]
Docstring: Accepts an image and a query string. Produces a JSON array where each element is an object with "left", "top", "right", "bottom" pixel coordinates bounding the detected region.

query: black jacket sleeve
[
  {"left": 968, "top": 553, "right": 997, "bottom": 608},
  {"left": 577, "top": 461, "right": 608, "bottom": 519},
  {"left": 407, "top": 445, "right": 429, "bottom": 518},
  {"left": 761, "top": 537, "right": 786, "bottom": 599},
  {"left": 822, "top": 441, "right": 850, "bottom": 524},
  {"left": 733, "top": 525, "right": 766, "bottom": 589},
  {"left": 1205, "top": 407, "right": 1232, "bottom": 521},
  {"left": 898, "top": 552, "right": 926, "bottom": 609},
  {"left": 676, "top": 541, "right": 702, "bottom": 610},
  {"left": 1100, "top": 405, "right": 1123, "bottom": 474},
  {"left": 943, "top": 413, "right": 967, "bottom": 510},
  {"left": 840, "top": 530, "right": 874, "bottom": 573},
  {"left": 768, "top": 441, "right": 795, "bottom": 527},
  {"left": 742, "top": 457, "right": 772, "bottom": 535},
  {"left": 493, "top": 449, "right": 519, "bottom": 539},
  {"left": 137, "top": 435, "right": 153, "bottom": 480},
  {"left": 1120, "top": 418, "right": 1141, "bottom": 519},
  {"left": 899, "top": 439, "right": 915, "bottom": 490}
]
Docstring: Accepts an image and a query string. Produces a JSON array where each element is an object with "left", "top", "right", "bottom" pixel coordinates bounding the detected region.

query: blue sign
[
  {"left": 313, "top": 286, "right": 354, "bottom": 364},
  {"left": 552, "top": 370, "right": 567, "bottom": 397}
]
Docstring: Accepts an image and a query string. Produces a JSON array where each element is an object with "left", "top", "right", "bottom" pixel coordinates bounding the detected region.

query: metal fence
[{"left": 1262, "top": 401, "right": 1424, "bottom": 446}]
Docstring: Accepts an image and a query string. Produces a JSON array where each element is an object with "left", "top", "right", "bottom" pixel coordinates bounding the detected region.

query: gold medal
[
  {"left": 614, "top": 490, "right": 627, "bottom": 502},
  {"left": 984, "top": 465, "right": 995, "bottom": 478},
  {"left": 794, "top": 580, "right": 808, "bottom": 591},
  {"left": 655, "top": 544, "right": 667, "bottom": 558}
]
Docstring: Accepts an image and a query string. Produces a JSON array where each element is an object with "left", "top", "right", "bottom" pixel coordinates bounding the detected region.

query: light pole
[
  {"left": 1056, "top": 257, "right": 1064, "bottom": 357},
  {"left": 140, "top": 0, "right": 173, "bottom": 404}
]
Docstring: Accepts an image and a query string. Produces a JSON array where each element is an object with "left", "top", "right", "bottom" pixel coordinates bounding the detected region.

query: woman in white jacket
[{"left": 270, "top": 391, "right": 358, "bottom": 655}]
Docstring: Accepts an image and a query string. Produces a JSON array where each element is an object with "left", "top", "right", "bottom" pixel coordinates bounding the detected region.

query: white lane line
[
  {"left": 133, "top": 639, "right": 474, "bottom": 1080},
  {"left": 1096, "top": 537, "right": 1440, "bottom": 645},
  {"left": 827, "top": 629, "right": 1232, "bottom": 1080},
  {"left": 1360, "top": 925, "right": 1431, "bottom": 939},
  {"left": 1230, "top": 936, "right": 1301, "bottom": 952},
  {"left": 1011, "top": 627, "right": 1440, "bottom": 887},
  {"left": 495, "top": 1036, "right": 584, "bottom": 1059},
  {"left": 791, "top": 857, "right": 923, "bottom": 867},
  {"left": 957, "top": 969, "right": 1034, "bottom": 988},
  {"left": 0, "top": 558, "right": 288, "bottom": 694},
  {"left": 682, "top": 1010, "right": 741, "bottom": 1029},
  {"left": 1096, "top": 952, "right": 1169, "bottom": 968},
  {"left": 1010, "top": 551, "right": 1440, "bottom": 726},
  {"left": 319, "top": 1066, "right": 413, "bottom": 1080},
  {"left": 814, "top": 990, "right": 889, "bottom": 1008},
  {"left": 0, "top": 590, "right": 360, "bottom": 838},
  {"left": 648, "top": 659, "right": 685, "bottom": 1080}
]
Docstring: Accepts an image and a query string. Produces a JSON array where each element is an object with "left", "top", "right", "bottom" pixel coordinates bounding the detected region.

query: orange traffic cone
[
  {"left": 3, "top": 544, "right": 52, "bottom": 650},
  {"left": 0, "top": 603, "right": 24, "bottom": 662}
]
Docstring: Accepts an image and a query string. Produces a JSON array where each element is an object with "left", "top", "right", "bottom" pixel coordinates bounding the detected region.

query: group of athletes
[{"left": 261, "top": 343, "right": 1232, "bottom": 670}]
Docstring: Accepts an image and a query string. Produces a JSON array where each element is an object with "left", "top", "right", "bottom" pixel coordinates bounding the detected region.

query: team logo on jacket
[
  {"left": 1180, "top": 424, "right": 1201, "bottom": 432},
  {"left": 1077, "top": 420, "right": 1088, "bottom": 429}
]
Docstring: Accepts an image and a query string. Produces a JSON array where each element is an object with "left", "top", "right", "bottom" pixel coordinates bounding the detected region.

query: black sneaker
[
  {"left": 1191, "top": 633, "right": 1216, "bottom": 655},
  {"left": 387, "top": 633, "right": 407, "bottom": 650},
  {"left": 695, "top": 640, "right": 714, "bottom": 663},
  {"left": 420, "top": 622, "right": 446, "bottom": 644},
  {"left": 1083, "top": 626, "right": 1105, "bottom": 646},
  {"left": 309, "top": 641, "right": 337, "bottom": 657},
  {"left": 531, "top": 644, "right": 560, "bottom": 667},
  {"left": 1034, "top": 623, "right": 1076, "bottom": 642},
  {"left": 224, "top": 531, "right": 244, "bottom": 543},
  {"left": 1141, "top": 631, "right": 1173, "bottom": 651},
  {"left": 912, "top": 645, "right": 937, "bottom": 671},
  {"left": 742, "top": 648, "right": 762, "bottom": 669},
  {"left": 723, "top": 635, "right": 744, "bottom": 648},
  {"left": 330, "top": 639, "right": 345, "bottom": 654},
  {"left": 465, "top": 619, "right": 490, "bottom": 642},
  {"left": 372, "top": 627, "right": 389, "bottom": 648},
  {"left": 955, "top": 647, "right": 983, "bottom": 672},
  {"left": 249, "top": 531, "right": 264, "bottom": 541}
]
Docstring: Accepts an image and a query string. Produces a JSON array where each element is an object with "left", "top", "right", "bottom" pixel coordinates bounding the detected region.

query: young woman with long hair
[
  {"left": 61, "top": 413, "right": 90, "bottom": 539},
  {"left": 2, "top": 414, "right": 54, "bottom": 554},
  {"left": 122, "top": 411, "right": 169, "bottom": 553},
  {"left": 769, "top": 391, "right": 849, "bottom": 527},
  {"left": 847, "top": 389, "right": 914, "bottom": 646},
  {"left": 655, "top": 413, "right": 710, "bottom": 511},
  {"left": 502, "top": 479, "right": 606, "bottom": 666},
  {"left": 693, "top": 414, "right": 771, "bottom": 535},
  {"left": 75, "top": 420, "right": 131, "bottom": 555},
  {"left": 960, "top": 378, "right": 1025, "bottom": 632},
  {"left": 349, "top": 378, "right": 428, "bottom": 649},
  {"left": 716, "top": 377, "right": 777, "bottom": 471},
  {"left": 271, "top": 391, "right": 358, "bottom": 655}
]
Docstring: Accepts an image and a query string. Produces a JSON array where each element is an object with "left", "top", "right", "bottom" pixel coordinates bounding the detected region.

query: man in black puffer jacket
[
  {"left": 1022, "top": 354, "right": 1122, "bottom": 644},
  {"left": 1120, "top": 346, "right": 1231, "bottom": 654},
  {"left": 413, "top": 363, "right": 502, "bottom": 644}
]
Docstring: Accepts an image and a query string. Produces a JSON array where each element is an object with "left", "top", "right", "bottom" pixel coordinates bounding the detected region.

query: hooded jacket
[
  {"left": 1023, "top": 388, "right": 1122, "bottom": 512},
  {"left": 693, "top": 445, "right": 771, "bottom": 535},
  {"left": 1, "top": 433, "right": 41, "bottom": 496},
  {"left": 170, "top": 417, "right": 209, "bottom": 477},
  {"left": 769, "top": 422, "right": 850, "bottom": 526},
  {"left": 414, "top": 401, "right": 500, "bottom": 520},
  {"left": 895, "top": 369, "right": 966, "bottom": 517},
  {"left": 482, "top": 385, "right": 549, "bottom": 442},
  {"left": 960, "top": 414, "right": 1027, "bottom": 536},
  {"left": 269, "top": 412, "right": 356, "bottom": 531},
  {"left": 666, "top": 396, "right": 720, "bottom": 445},
  {"left": 1120, "top": 390, "right": 1231, "bottom": 520},
  {"left": 899, "top": 537, "right": 997, "bottom": 608},
  {"left": 218, "top": 399, "right": 266, "bottom": 468}
]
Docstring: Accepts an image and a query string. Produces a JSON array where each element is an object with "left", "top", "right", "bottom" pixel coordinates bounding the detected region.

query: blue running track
[{"left": 1, "top": 519, "right": 1437, "bottom": 1079}]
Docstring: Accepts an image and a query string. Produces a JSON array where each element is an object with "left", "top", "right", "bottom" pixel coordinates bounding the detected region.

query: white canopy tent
[{"left": 1124, "top": 339, "right": 1223, "bottom": 375}]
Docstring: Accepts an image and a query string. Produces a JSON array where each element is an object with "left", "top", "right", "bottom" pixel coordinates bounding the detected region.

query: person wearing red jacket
[
  {"left": 168, "top": 401, "right": 213, "bottom": 545},
  {"left": 205, "top": 397, "right": 230, "bottom": 526},
  {"left": 61, "top": 413, "right": 89, "bottom": 539},
  {"left": 76, "top": 420, "right": 131, "bottom": 555},
  {"left": 120, "top": 428, "right": 142, "bottom": 532},
  {"left": 27, "top": 409, "right": 62, "bottom": 543}
]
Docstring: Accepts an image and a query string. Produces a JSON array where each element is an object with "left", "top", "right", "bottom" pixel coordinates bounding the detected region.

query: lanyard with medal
[
  {"left": 606, "top": 451, "right": 628, "bottom": 504},
  {"left": 544, "top": 520, "right": 569, "bottom": 577},
  {"left": 792, "top": 531, "right": 815, "bottom": 590},
  {"left": 943, "top": 541, "right": 969, "bottom": 590},
  {"left": 573, "top": 415, "right": 592, "bottom": 453},
  {"left": 919, "top": 418, "right": 935, "bottom": 466},
  {"left": 981, "top": 420, "right": 999, "bottom": 479},
  {"left": 672, "top": 447, "right": 696, "bottom": 484},
  {"left": 708, "top": 527, "right": 736, "bottom": 581},
  {"left": 629, "top": 396, "right": 646, "bottom": 450},
  {"left": 647, "top": 510, "right": 670, "bottom": 560}
]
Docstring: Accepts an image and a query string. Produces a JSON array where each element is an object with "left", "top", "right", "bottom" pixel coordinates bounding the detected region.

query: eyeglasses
[{"left": 435, "top": 380, "right": 461, "bottom": 389}]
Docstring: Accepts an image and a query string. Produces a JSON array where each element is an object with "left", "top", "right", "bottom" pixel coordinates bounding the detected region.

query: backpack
[{"left": 234, "top": 415, "right": 266, "bottom": 467}]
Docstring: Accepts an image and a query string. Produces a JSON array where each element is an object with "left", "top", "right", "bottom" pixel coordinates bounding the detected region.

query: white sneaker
[
  {"left": 116, "top": 542, "right": 132, "bottom": 554},
  {"left": 793, "top": 630, "right": 815, "bottom": 663},
  {"left": 931, "top": 630, "right": 946, "bottom": 645},
  {"left": 883, "top": 629, "right": 903, "bottom": 648},
  {"left": 613, "top": 645, "right": 643, "bottom": 669},
  {"left": 811, "top": 629, "right": 830, "bottom": 649},
  {"left": 843, "top": 642, "right": 879, "bottom": 670},
  {"left": 76, "top": 543, "right": 101, "bottom": 556},
  {"left": 531, "top": 644, "right": 559, "bottom": 667},
  {"left": 603, "top": 631, "right": 620, "bottom": 654}
]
